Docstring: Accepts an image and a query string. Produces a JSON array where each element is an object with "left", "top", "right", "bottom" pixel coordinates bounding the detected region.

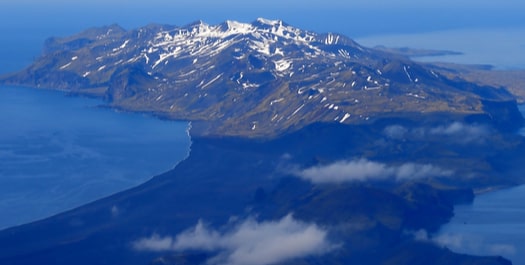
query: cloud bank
[
  {"left": 434, "top": 233, "right": 516, "bottom": 256},
  {"left": 296, "top": 159, "right": 452, "bottom": 183},
  {"left": 384, "top": 122, "right": 490, "bottom": 144},
  {"left": 410, "top": 230, "right": 517, "bottom": 257},
  {"left": 133, "top": 214, "right": 335, "bottom": 265}
]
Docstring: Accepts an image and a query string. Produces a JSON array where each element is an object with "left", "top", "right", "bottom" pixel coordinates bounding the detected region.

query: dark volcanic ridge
[{"left": 1, "top": 18, "right": 521, "bottom": 137}]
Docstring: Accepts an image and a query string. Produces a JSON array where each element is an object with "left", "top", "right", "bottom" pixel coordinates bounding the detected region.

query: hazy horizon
[{"left": 2, "top": 1, "right": 524, "bottom": 38}]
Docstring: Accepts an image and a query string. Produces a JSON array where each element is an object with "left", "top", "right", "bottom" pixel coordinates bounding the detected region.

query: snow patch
[
  {"left": 403, "top": 65, "right": 413, "bottom": 82},
  {"left": 59, "top": 62, "right": 72, "bottom": 70},
  {"left": 274, "top": 59, "right": 292, "bottom": 72},
  {"left": 340, "top": 113, "right": 351, "bottom": 123},
  {"left": 291, "top": 104, "right": 305, "bottom": 116},
  {"left": 364, "top": 86, "right": 381, "bottom": 91},
  {"left": 338, "top": 49, "right": 350, "bottom": 58},
  {"left": 325, "top": 33, "right": 340, "bottom": 45},
  {"left": 274, "top": 47, "right": 285, "bottom": 56},
  {"left": 256, "top": 17, "right": 282, "bottom": 26},
  {"left": 270, "top": 98, "right": 285, "bottom": 106},
  {"left": 407, "top": 93, "right": 426, "bottom": 99},
  {"left": 200, "top": 74, "right": 223, "bottom": 89},
  {"left": 120, "top": 40, "right": 130, "bottom": 49}
]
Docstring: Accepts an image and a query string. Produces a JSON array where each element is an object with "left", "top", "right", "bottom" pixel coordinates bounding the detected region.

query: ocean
[
  {"left": 0, "top": 85, "right": 191, "bottom": 229},
  {"left": 0, "top": 22, "right": 191, "bottom": 230},
  {"left": 435, "top": 184, "right": 525, "bottom": 264},
  {"left": 356, "top": 27, "right": 525, "bottom": 70}
]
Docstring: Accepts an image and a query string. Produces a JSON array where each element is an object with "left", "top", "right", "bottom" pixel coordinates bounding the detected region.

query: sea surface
[
  {"left": 356, "top": 28, "right": 525, "bottom": 70},
  {"left": 435, "top": 185, "right": 525, "bottom": 264},
  {"left": 0, "top": 26, "right": 191, "bottom": 230},
  {"left": 0, "top": 86, "right": 191, "bottom": 229}
]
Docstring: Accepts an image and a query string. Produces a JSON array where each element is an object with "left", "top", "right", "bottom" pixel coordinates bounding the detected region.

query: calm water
[
  {"left": 357, "top": 28, "right": 525, "bottom": 70},
  {"left": 434, "top": 106, "right": 525, "bottom": 264},
  {"left": 0, "top": 86, "right": 191, "bottom": 229},
  {"left": 436, "top": 185, "right": 525, "bottom": 264}
]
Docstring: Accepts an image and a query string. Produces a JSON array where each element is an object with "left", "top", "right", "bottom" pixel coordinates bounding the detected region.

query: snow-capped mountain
[{"left": 2, "top": 18, "right": 518, "bottom": 136}]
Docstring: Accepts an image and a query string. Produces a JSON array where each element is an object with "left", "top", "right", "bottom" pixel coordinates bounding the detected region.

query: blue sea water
[
  {"left": 0, "top": 87, "right": 193, "bottom": 230},
  {"left": 356, "top": 28, "right": 525, "bottom": 70},
  {"left": 435, "top": 185, "right": 525, "bottom": 264},
  {"left": 0, "top": 86, "right": 191, "bottom": 229},
  {"left": 0, "top": 24, "right": 191, "bottom": 230}
]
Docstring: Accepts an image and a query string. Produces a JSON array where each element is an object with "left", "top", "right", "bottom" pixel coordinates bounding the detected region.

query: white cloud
[
  {"left": 412, "top": 231, "right": 517, "bottom": 258},
  {"left": 383, "top": 125, "right": 408, "bottom": 139},
  {"left": 383, "top": 122, "right": 490, "bottom": 144},
  {"left": 435, "top": 233, "right": 517, "bottom": 256},
  {"left": 488, "top": 244, "right": 516, "bottom": 256},
  {"left": 409, "top": 229, "right": 430, "bottom": 242},
  {"left": 296, "top": 159, "right": 452, "bottom": 183},
  {"left": 111, "top": 205, "right": 119, "bottom": 217},
  {"left": 133, "top": 214, "right": 335, "bottom": 265},
  {"left": 429, "top": 122, "right": 489, "bottom": 141},
  {"left": 133, "top": 234, "right": 175, "bottom": 251}
]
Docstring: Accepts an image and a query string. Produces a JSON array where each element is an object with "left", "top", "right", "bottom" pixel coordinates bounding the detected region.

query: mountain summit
[{"left": 1, "top": 18, "right": 519, "bottom": 136}]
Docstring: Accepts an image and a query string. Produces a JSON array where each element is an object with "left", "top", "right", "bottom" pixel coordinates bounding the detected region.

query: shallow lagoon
[{"left": 0, "top": 86, "right": 191, "bottom": 229}]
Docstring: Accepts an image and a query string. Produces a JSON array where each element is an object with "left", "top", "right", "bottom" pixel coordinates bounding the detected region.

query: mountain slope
[{"left": 1, "top": 18, "right": 520, "bottom": 136}]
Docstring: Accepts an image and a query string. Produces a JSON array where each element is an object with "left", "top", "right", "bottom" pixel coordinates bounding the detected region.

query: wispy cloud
[
  {"left": 433, "top": 233, "right": 516, "bottom": 256},
  {"left": 410, "top": 230, "right": 517, "bottom": 257},
  {"left": 133, "top": 214, "right": 335, "bottom": 265},
  {"left": 384, "top": 122, "right": 490, "bottom": 144},
  {"left": 295, "top": 159, "right": 452, "bottom": 184}
]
